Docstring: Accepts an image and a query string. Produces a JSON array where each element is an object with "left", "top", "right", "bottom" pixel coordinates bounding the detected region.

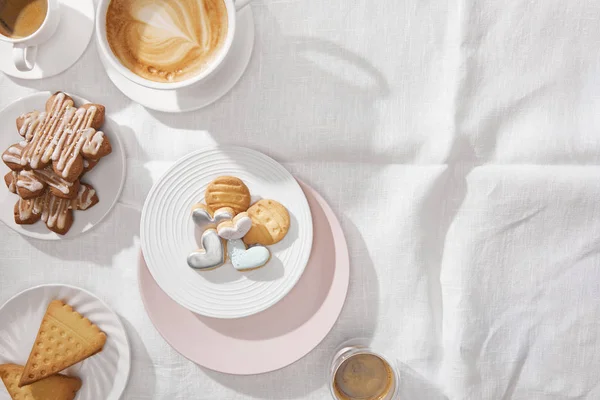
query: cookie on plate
[
  {"left": 187, "top": 229, "right": 227, "bottom": 271},
  {"left": 19, "top": 300, "right": 106, "bottom": 387},
  {"left": 204, "top": 176, "right": 251, "bottom": 215},
  {"left": 243, "top": 199, "right": 290, "bottom": 246},
  {"left": 0, "top": 364, "right": 81, "bottom": 400}
]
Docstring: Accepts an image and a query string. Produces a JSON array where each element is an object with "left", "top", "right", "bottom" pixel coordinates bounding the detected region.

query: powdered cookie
[
  {"left": 205, "top": 176, "right": 251, "bottom": 215},
  {"left": 243, "top": 199, "right": 291, "bottom": 246}
]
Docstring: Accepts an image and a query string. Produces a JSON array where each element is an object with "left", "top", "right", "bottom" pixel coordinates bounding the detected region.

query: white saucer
[
  {"left": 0, "top": 0, "right": 94, "bottom": 79},
  {"left": 0, "top": 284, "right": 131, "bottom": 400},
  {"left": 0, "top": 92, "right": 126, "bottom": 240},
  {"left": 97, "top": 6, "right": 255, "bottom": 113}
]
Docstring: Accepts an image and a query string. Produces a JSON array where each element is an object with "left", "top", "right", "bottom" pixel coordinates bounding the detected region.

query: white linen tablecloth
[{"left": 2, "top": 0, "right": 600, "bottom": 398}]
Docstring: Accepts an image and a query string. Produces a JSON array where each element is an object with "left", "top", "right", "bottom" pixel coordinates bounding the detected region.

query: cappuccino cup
[
  {"left": 0, "top": 0, "right": 61, "bottom": 71},
  {"left": 95, "top": 0, "right": 251, "bottom": 90}
]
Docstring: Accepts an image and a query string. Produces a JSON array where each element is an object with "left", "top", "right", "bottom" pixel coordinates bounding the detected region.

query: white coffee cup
[
  {"left": 0, "top": 0, "right": 61, "bottom": 71},
  {"left": 95, "top": 0, "right": 251, "bottom": 90}
]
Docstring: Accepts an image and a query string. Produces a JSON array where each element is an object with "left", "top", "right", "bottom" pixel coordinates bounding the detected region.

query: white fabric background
[{"left": 1, "top": 0, "right": 600, "bottom": 398}]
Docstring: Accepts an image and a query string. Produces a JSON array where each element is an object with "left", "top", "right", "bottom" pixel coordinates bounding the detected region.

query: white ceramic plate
[
  {"left": 0, "top": 284, "right": 130, "bottom": 400},
  {"left": 140, "top": 146, "right": 313, "bottom": 319},
  {"left": 0, "top": 92, "right": 126, "bottom": 240},
  {"left": 97, "top": 6, "right": 254, "bottom": 113}
]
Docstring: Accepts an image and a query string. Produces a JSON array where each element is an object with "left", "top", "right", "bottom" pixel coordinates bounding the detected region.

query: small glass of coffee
[{"left": 330, "top": 339, "right": 398, "bottom": 400}]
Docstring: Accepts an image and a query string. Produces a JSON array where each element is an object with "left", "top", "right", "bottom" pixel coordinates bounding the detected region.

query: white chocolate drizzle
[
  {"left": 17, "top": 195, "right": 45, "bottom": 221},
  {"left": 16, "top": 170, "right": 44, "bottom": 192},
  {"left": 2, "top": 143, "right": 24, "bottom": 164},
  {"left": 16, "top": 93, "right": 108, "bottom": 178},
  {"left": 73, "top": 184, "right": 96, "bottom": 210},
  {"left": 16, "top": 183, "right": 97, "bottom": 229},
  {"left": 33, "top": 167, "right": 73, "bottom": 195},
  {"left": 41, "top": 194, "right": 70, "bottom": 229},
  {"left": 6, "top": 171, "right": 18, "bottom": 193}
]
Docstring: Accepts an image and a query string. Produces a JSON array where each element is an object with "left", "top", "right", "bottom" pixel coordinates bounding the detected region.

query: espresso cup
[
  {"left": 95, "top": 0, "right": 251, "bottom": 90},
  {"left": 330, "top": 340, "right": 399, "bottom": 400},
  {"left": 0, "top": 0, "right": 61, "bottom": 71}
]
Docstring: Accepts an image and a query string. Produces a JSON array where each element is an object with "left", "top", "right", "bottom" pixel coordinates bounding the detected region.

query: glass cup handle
[
  {"left": 13, "top": 44, "right": 37, "bottom": 72},
  {"left": 234, "top": 0, "right": 252, "bottom": 11}
]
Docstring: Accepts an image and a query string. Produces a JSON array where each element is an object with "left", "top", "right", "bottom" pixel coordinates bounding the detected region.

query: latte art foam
[{"left": 106, "top": 0, "right": 228, "bottom": 83}]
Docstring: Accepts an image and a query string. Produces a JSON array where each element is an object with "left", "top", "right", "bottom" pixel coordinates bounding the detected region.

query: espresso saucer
[
  {"left": 97, "top": 7, "right": 254, "bottom": 113},
  {"left": 0, "top": 0, "right": 94, "bottom": 79}
]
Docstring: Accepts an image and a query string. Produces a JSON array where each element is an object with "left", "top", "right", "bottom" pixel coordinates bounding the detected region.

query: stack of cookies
[
  {"left": 0, "top": 300, "right": 107, "bottom": 400},
  {"left": 1, "top": 92, "right": 112, "bottom": 235},
  {"left": 187, "top": 176, "right": 291, "bottom": 272}
]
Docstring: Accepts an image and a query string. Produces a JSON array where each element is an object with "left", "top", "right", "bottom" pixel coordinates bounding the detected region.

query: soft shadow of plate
[
  {"left": 0, "top": 92, "right": 126, "bottom": 240},
  {"left": 0, "top": 284, "right": 131, "bottom": 400}
]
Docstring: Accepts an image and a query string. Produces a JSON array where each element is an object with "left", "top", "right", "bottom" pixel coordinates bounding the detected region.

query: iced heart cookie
[
  {"left": 227, "top": 239, "right": 271, "bottom": 271},
  {"left": 192, "top": 203, "right": 234, "bottom": 232},
  {"left": 205, "top": 176, "right": 251, "bottom": 215},
  {"left": 243, "top": 199, "right": 291, "bottom": 246},
  {"left": 217, "top": 212, "right": 252, "bottom": 240},
  {"left": 187, "top": 229, "right": 227, "bottom": 271}
]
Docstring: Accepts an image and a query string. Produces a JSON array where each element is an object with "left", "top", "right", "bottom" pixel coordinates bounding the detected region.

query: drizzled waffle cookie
[{"left": 1, "top": 92, "right": 111, "bottom": 235}]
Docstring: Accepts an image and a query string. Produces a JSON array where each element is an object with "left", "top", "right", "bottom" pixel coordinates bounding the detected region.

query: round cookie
[
  {"left": 243, "top": 199, "right": 290, "bottom": 246},
  {"left": 205, "top": 176, "right": 251, "bottom": 215}
]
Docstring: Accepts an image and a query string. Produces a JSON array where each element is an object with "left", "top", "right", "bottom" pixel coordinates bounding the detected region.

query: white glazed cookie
[
  {"left": 187, "top": 229, "right": 227, "bottom": 271},
  {"left": 227, "top": 239, "right": 271, "bottom": 272},
  {"left": 217, "top": 212, "right": 252, "bottom": 240},
  {"left": 191, "top": 203, "right": 234, "bottom": 233}
]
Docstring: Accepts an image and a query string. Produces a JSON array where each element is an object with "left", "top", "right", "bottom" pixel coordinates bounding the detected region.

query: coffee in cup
[
  {"left": 105, "top": 0, "right": 229, "bottom": 84},
  {"left": 330, "top": 341, "right": 398, "bottom": 400},
  {"left": 0, "top": 0, "right": 48, "bottom": 39},
  {"left": 0, "top": 0, "right": 59, "bottom": 71},
  {"left": 333, "top": 353, "right": 396, "bottom": 400}
]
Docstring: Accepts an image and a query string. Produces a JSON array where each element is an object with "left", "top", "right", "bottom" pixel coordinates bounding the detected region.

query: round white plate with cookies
[
  {"left": 0, "top": 92, "right": 126, "bottom": 240},
  {"left": 140, "top": 146, "right": 313, "bottom": 319},
  {"left": 0, "top": 284, "right": 130, "bottom": 400}
]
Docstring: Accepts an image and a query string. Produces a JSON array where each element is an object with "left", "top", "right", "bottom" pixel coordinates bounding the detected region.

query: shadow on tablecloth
[{"left": 201, "top": 217, "right": 379, "bottom": 399}]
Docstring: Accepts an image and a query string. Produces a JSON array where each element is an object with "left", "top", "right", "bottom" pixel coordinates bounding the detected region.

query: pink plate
[{"left": 138, "top": 181, "right": 350, "bottom": 374}]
